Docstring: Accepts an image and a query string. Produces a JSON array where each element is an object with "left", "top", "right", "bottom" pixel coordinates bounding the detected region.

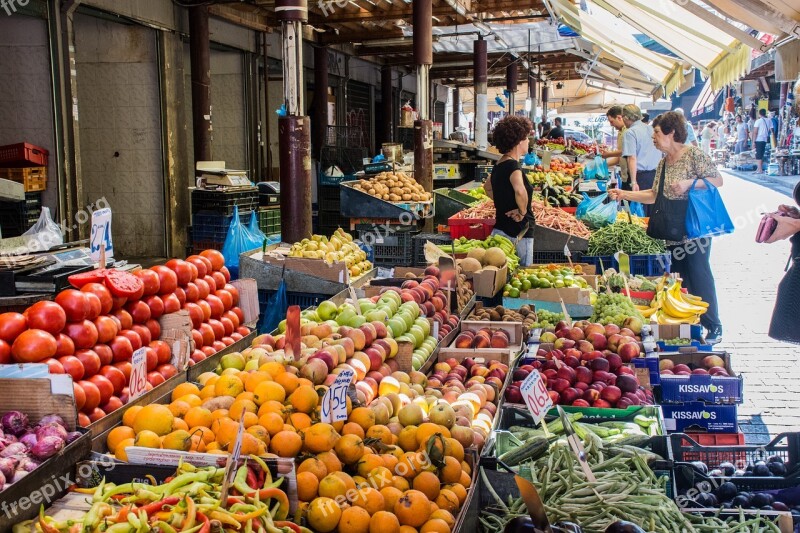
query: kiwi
[{"left": 488, "top": 310, "right": 501, "bottom": 321}]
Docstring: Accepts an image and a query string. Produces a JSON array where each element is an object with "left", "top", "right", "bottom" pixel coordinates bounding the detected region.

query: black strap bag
[{"left": 646, "top": 163, "right": 688, "bottom": 242}]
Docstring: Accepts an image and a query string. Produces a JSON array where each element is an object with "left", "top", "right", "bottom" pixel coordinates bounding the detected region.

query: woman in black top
[
  {"left": 484, "top": 116, "right": 535, "bottom": 266},
  {"left": 767, "top": 181, "right": 800, "bottom": 344}
]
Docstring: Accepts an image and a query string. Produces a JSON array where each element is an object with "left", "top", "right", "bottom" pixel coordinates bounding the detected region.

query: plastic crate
[
  {"left": 190, "top": 240, "right": 223, "bottom": 254},
  {"left": 447, "top": 216, "right": 495, "bottom": 240},
  {"left": 0, "top": 167, "right": 47, "bottom": 191},
  {"left": 530, "top": 249, "right": 584, "bottom": 264},
  {"left": 676, "top": 432, "right": 747, "bottom": 466},
  {"left": 626, "top": 254, "right": 671, "bottom": 276},
  {"left": 0, "top": 142, "right": 48, "bottom": 167},
  {"left": 413, "top": 232, "right": 452, "bottom": 266},
  {"left": 0, "top": 192, "right": 43, "bottom": 236},
  {"left": 581, "top": 255, "right": 615, "bottom": 273},
  {"left": 318, "top": 173, "right": 357, "bottom": 186},
  {"left": 317, "top": 184, "right": 342, "bottom": 210},
  {"left": 191, "top": 188, "right": 259, "bottom": 216},
  {"left": 258, "top": 289, "right": 330, "bottom": 311},
  {"left": 355, "top": 240, "right": 374, "bottom": 263},
  {"left": 257, "top": 208, "right": 281, "bottom": 236},
  {"left": 192, "top": 211, "right": 254, "bottom": 243},
  {"left": 259, "top": 193, "right": 279, "bottom": 207},
  {"left": 475, "top": 164, "right": 493, "bottom": 182},
  {"left": 356, "top": 226, "right": 417, "bottom": 267}
]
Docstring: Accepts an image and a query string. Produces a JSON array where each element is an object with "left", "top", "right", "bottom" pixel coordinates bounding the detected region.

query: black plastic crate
[
  {"left": 413, "top": 232, "right": 452, "bottom": 266},
  {"left": 356, "top": 224, "right": 417, "bottom": 267},
  {"left": 318, "top": 184, "right": 342, "bottom": 210},
  {"left": 191, "top": 187, "right": 259, "bottom": 216},
  {"left": 531, "top": 249, "right": 584, "bottom": 264},
  {"left": 190, "top": 240, "right": 223, "bottom": 254},
  {"left": 0, "top": 192, "right": 42, "bottom": 236},
  {"left": 258, "top": 289, "right": 330, "bottom": 311}
]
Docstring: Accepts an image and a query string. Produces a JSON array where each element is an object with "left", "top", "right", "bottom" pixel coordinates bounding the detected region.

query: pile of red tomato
[{"left": 0, "top": 249, "right": 249, "bottom": 427}]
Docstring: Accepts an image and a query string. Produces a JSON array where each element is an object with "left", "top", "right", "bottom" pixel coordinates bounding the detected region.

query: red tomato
[
  {"left": 223, "top": 284, "right": 240, "bottom": 306},
  {"left": 151, "top": 265, "right": 178, "bottom": 295},
  {"left": 201, "top": 345, "right": 216, "bottom": 356},
  {"left": 111, "top": 296, "right": 128, "bottom": 310},
  {"left": 236, "top": 326, "right": 250, "bottom": 336},
  {"left": 99, "top": 366, "right": 126, "bottom": 395},
  {"left": 87, "top": 407, "right": 106, "bottom": 422},
  {"left": 135, "top": 269, "right": 161, "bottom": 296},
  {"left": 120, "top": 329, "right": 142, "bottom": 351},
  {"left": 150, "top": 340, "right": 171, "bottom": 365},
  {"left": 75, "top": 349, "right": 101, "bottom": 377},
  {"left": 208, "top": 319, "right": 225, "bottom": 341},
  {"left": 197, "top": 300, "right": 212, "bottom": 322},
  {"left": 221, "top": 337, "right": 235, "bottom": 347},
  {"left": 88, "top": 374, "right": 114, "bottom": 405},
  {"left": 203, "top": 275, "right": 217, "bottom": 293},
  {"left": 94, "top": 343, "right": 114, "bottom": 366},
  {"left": 145, "top": 346, "right": 158, "bottom": 372},
  {"left": 53, "top": 333, "right": 75, "bottom": 358},
  {"left": 195, "top": 278, "right": 210, "bottom": 300},
  {"left": 55, "top": 289, "right": 90, "bottom": 322},
  {"left": 104, "top": 270, "right": 144, "bottom": 300},
  {"left": 108, "top": 314, "right": 122, "bottom": 331},
  {"left": 112, "top": 309, "right": 133, "bottom": 330},
  {"left": 184, "top": 283, "right": 200, "bottom": 303},
  {"left": 0, "top": 339, "right": 11, "bottom": 364},
  {"left": 205, "top": 294, "right": 224, "bottom": 320},
  {"left": 101, "top": 396, "right": 123, "bottom": 414},
  {"left": 200, "top": 249, "right": 225, "bottom": 271},
  {"left": 220, "top": 266, "right": 231, "bottom": 283},
  {"left": 219, "top": 317, "right": 234, "bottom": 337},
  {"left": 43, "top": 358, "right": 65, "bottom": 374},
  {"left": 113, "top": 361, "right": 132, "bottom": 381},
  {"left": 166, "top": 259, "right": 193, "bottom": 287},
  {"left": 73, "top": 382, "right": 86, "bottom": 411},
  {"left": 84, "top": 292, "right": 102, "bottom": 320},
  {"left": 186, "top": 262, "right": 198, "bottom": 282},
  {"left": 94, "top": 316, "right": 119, "bottom": 344},
  {"left": 68, "top": 269, "right": 107, "bottom": 288},
  {"left": 79, "top": 380, "right": 101, "bottom": 412},
  {"left": 223, "top": 310, "right": 240, "bottom": 330},
  {"left": 174, "top": 287, "right": 186, "bottom": 306},
  {"left": 230, "top": 332, "right": 244, "bottom": 342},
  {"left": 126, "top": 301, "right": 151, "bottom": 324},
  {"left": 162, "top": 293, "right": 181, "bottom": 315},
  {"left": 132, "top": 324, "right": 152, "bottom": 346},
  {"left": 0, "top": 312, "right": 27, "bottom": 342},
  {"left": 145, "top": 319, "right": 161, "bottom": 340},
  {"left": 77, "top": 412, "right": 91, "bottom": 427},
  {"left": 190, "top": 350, "right": 207, "bottom": 364},
  {"left": 11, "top": 329, "right": 57, "bottom": 362},
  {"left": 65, "top": 320, "right": 99, "bottom": 349},
  {"left": 199, "top": 323, "right": 215, "bottom": 347},
  {"left": 26, "top": 301, "right": 66, "bottom": 335},
  {"left": 184, "top": 303, "right": 204, "bottom": 329},
  {"left": 59, "top": 355, "right": 85, "bottom": 381},
  {"left": 186, "top": 256, "right": 209, "bottom": 278},
  {"left": 143, "top": 295, "right": 164, "bottom": 319},
  {"left": 232, "top": 307, "right": 245, "bottom": 324},
  {"left": 191, "top": 329, "right": 204, "bottom": 348},
  {"left": 211, "top": 272, "right": 227, "bottom": 293},
  {"left": 157, "top": 364, "right": 179, "bottom": 380},
  {"left": 147, "top": 371, "right": 166, "bottom": 387},
  {"left": 215, "top": 290, "right": 233, "bottom": 312},
  {"left": 81, "top": 283, "right": 113, "bottom": 315},
  {"left": 110, "top": 336, "right": 133, "bottom": 362},
  {"left": 212, "top": 340, "right": 226, "bottom": 352}
]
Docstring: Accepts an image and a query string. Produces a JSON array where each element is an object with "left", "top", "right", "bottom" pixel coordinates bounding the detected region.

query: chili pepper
[
  {"left": 230, "top": 503, "right": 259, "bottom": 513},
  {"left": 92, "top": 478, "right": 107, "bottom": 503},
  {"left": 273, "top": 522, "right": 301, "bottom": 533},
  {"left": 152, "top": 521, "right": 178, "bottom": 533},
  {"left": 104, "top": 523, "right": 136, "bottom": 533},
  {"left": 196, "top": 512, "right": 211, "bottom": 533},
  {"left": 83, "top": 502, "right": 113, "bottom": 531},
  {"left": 236, "top": 483, "right": 289, "bottom": 521},
  {"left": 114, "top": 504, "right": 133, "bottom": 524},
  {"left": 138, "top": 496, "right": 181, "bottom": 516},
  {"left": 38, "top": 507, "right": 61, "bottom": 533},
  {"left": 154, "top": 472, "right": 213, "bottom": 496},
  {"left": 208, "top": 510, "right": 241, "bottom": 528},
  {"left": 248, "top": 456, "right": 272, "bottom": 488},
  {"left": 183, "top": 495, "right": 197, "bottom": 531},
  {"left": 244, "top": 519, "right": 254, "bottom": 533},
  {"left": 246, "top": 467, "right": 258, "bottom": 490},
  {"left": 71, "top": 487, "right": 96, "bottom": 494}
]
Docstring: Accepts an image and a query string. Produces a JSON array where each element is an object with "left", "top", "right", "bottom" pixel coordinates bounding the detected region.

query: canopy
[
  {"left": 555, "top": 89, "right": 640, "bottom": 114},
  {"left": 690, "top": 78, "right": 719, "bottom": 119},
  {"left": 701, "top": 0, "right": 800, "bottom": 37}
]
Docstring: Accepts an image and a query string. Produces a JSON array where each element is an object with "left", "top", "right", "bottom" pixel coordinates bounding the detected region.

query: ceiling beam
[
  {"left": 209, "top": 5, "right": 272, "bottom": 31},
  {"left": 310, "top": 0, "right": 542, "bottom": 23},
  {"left": 318, "top": 28, "right": 406, "bottom": 44}
]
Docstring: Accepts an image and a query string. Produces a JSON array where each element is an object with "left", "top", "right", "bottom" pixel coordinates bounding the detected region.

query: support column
[
  {"left": 452, "top": 87, "right": 460, "bottom": 133},
  {"left": 189, "top": 6, "right": 212, "bottom": 164},
  {"left": 381, "top": 66, "right": 394, "bottom": 145},
  {"left": 312, "top": 46, "right": 329, "bottom": 156},
  {"left": 541, "top": 82, "right": 549, "bottom": 125},
  {"left": 474, "top": 37, "right": 488, "bottom": 149},
  {"left": 413, "top": 0, "right": 433, "bottom": 194},
  {"left": 506, "top": 63, "right": 518, "bottom": 115},
  {"left": 528, "top": 73, "right": 538, "bottom": 126},
  {"left": 277, "top": 0, "right": 312, "bottom": 242}
]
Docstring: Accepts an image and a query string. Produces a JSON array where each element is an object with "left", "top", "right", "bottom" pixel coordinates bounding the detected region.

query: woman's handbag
[
  {"left": 685, "top": 178, "right": 734, "bottom": 239},
  {"left": 646, "top": 164, "right": 688, "bottom": 242}
]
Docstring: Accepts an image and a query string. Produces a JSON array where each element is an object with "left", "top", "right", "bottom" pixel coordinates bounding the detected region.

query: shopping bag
[
  {"left": 21, "top": 207, "right": 64, "bottom": 250},
  {"left": 258, "top": 279, "right": 288, "bottom": 334},
  {"left": 221, "top": 207, "right": 261, "bottom": 277},
  {"left": 576, "top": 192, "right": 605, "bottom": 219},
  {"left": 247, "top": 210, "right": 267, "bottom": 243},
  {"left": 593, "top": 155, "right": 609, "bottom": 179},
  {"left": 685, "top": 179, "right": 734, "bottom": 239},
  {"left": 577, "top": 193, "right": 617, "bottom": 229},
  {"left": 628, "top": 201, "right": 645, "bottom": 218}
]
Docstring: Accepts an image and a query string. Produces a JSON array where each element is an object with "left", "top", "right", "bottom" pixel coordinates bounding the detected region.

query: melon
[
  {"left": 467, "top": 248, "right": 486, "bottom": 264},
  {"left": 483, "top": 247, "right": 507, "bottom": 267},
  {"left": 459, "top": 257, "right": 482, "bottom": 273}
]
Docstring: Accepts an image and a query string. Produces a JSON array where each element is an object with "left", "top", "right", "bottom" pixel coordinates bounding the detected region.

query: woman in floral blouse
[{"left": 610, "top": 111, "right": 724, "bottom": 344}]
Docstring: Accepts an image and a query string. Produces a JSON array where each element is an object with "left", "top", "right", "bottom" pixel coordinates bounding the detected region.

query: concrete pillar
[
  {"left": 452, "top": 87, "right": 460, "bottom": 132},
  {"left": 507, "top": 63, "right": 518, "bottom": 115},
  {"left": 474, "top": 37, "right": 488, "bottom": 149},
  {"left": 313, "top": 46, "right": 329, "bottom": 155},
  {"left": 381, "top": 66, "right": 394, "bottom": 145},
  {"left": 189, "top": 6, "right": 212, "bottom": 164},
  {"left": 541, "top": 83, "right": 549, "bottom": 124},
  {"left": 528, "top": 74, "right": 538, "bottom": 126}
]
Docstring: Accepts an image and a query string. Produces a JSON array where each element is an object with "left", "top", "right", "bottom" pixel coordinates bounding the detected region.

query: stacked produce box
[
  {"left": 190, "top": 187, "right": 259, "bottom": 253},
  {"left": 0, "top": 142, "right": 48, "bottom": 237}
]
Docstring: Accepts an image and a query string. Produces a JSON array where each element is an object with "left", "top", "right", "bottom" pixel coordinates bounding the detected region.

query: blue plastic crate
[
  {"left": 582, "top": 253, "right": 671, "bottom": 276},
  {"left": 660, "top": 402, "right": 738, "bottom": 434},
  {"left": 581, "top": 255, "right": 615, "bottom": 273}
]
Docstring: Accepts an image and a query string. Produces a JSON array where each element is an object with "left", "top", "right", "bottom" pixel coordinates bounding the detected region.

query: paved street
[{"left": 711, "top": 167, "right": 799, "bottom": 444}]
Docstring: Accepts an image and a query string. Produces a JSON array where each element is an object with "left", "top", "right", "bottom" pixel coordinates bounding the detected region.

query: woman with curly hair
[{"left": 484, "top": 116, "right": 535, "bottom": 265}]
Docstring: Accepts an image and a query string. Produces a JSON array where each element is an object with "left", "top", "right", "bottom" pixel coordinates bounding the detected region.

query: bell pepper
[{"left": 273, "top": 522, "right": 301, "bottom": 533}]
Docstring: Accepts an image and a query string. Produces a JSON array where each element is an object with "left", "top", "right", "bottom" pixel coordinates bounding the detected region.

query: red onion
[
  {"left": 1, "top": 411, "right": 29, "bottom": 436},
  {"left": 0, "top": 470, "right": 5, "bottom": 490},
  {"left": 65, "top": 431, "right": 82, "bottom": 444},
  {"left": 36, "top": 423, "right": 68, "bottom": 442},
  {"left": 0, "top": 442, "right": 27, "bottom": 458},
  {"left": 17, "top": 457, "right": 39, "bottom": 472},
  {"left": 13, "top": 470, "right": 28, "bottom": 482},
  {"left": 19, "top": 432, "right": 38, "bottom": 449},
  {"left": 0, "top": 434, "right": 17, "bottom": 452},
  {"left": 37, "top": 415, "right": 66, "bottom": 428},
  {"left": 0, "top": 457, "right": 16, "bottom": 479},
  {"left": 31, "top": 436, "right": 63, "bottom": 460}
]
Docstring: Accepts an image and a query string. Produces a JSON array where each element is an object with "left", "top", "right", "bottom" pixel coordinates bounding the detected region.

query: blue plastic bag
[
  {"left": 577, "top": 193, "right": 617, "bottom": 229},
  {"left": 247, "top": 211, "right": 267, "bottom": 244},
  {"left": 576, "top": 192, "right": 604, "bottom": 218},
  {"left": 628, "top": 201, "right": 645, "bottom": 218},
  {"left": 523, "top": 152, "right": 540, "bottom": 167},
  {"left": 686, "top": 179, "right": 734, "bottom": 239},
  {"left": 593, "top": 155, "right": 609, "bottom": 179},
  {"left": 221, "top": 207, "right": 261, "bottom": 276},
  {"left": 258, "top": 281, "right": 287, "bottom": 334}
]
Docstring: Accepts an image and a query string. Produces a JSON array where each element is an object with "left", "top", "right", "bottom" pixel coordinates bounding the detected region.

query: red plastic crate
[
  {"left": 0, "top": 143, "right": 48, "bottom": 167},
  {"left": 680, "top": 432, "right": 747, "bottom": 466},
  {"left": 448, "top": 216, "right": 495, "bottom": 240},
  {"left": 559, "top": 207, "right": 577, "bottom": 215}
]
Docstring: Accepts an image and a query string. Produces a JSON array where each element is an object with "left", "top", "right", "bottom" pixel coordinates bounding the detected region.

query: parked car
[{"left": 563, "top": 128, "right": 592, "bottom": 143}]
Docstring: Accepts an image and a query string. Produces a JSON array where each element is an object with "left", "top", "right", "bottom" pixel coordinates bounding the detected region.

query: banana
[
  {"left": 660, "top": 289, "right": 705, "bottom": 319},
  {"left": 639, "top": 306, "right": 657, "bottom": 318}
]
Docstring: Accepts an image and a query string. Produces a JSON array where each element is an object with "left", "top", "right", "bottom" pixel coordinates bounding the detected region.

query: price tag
[
  {"left": 616, "top": 251, "right": 630, "bottom": 275},
  {"left": 432, "top": 321, "right": 439, "bottom": 340},
  {"left": 220, "top": 417, "right": 246, "bottom": 501},
  {"left": 320, "top": 369, "right": 354, "bottom": 423},
  {"left": 349, "top": 287, "right": 361, "bottom": 315},
  {"left": 129, "top": 347, "right": 148, "bottom": 400},
  {"left": 519, "top": 370, "right": 553, "bottom": 426},
  {"left": 376, "top": 267, "right": 394, "bottom": 279},
  {"left": 89, "top": 208, "right": 114, "bottom": 262},
  {"left": 230, "top": 278, "right": 259, "bottom": 325}
]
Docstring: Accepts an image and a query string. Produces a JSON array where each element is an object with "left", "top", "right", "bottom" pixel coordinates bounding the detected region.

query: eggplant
[
  {"left": 768, "top": 461, "right": 786, "bottom": 476},
  {"left": 752, "top": 461, "right": 771, "bottom": 477},
  {"left": 604, "top": 521, "right": 645, "bottom": 533},
  {"left": 552, "top": 523, "right": 583, "bottom": 533},
  {"left": 690, "top": 461, "right": 708, "bottom": 475},
  {"left": 718, "top": 462, "right": 736, "bottom": 477},
  {"left": 503, "top": 516, "right": 537, "bottom": 533},
  {"left": 695, "top": 492, "right": 718, "bottom": 508},
  {"left": 751, "top": 493, "right": 773, "bottom": 508},
  {"left": 731, "top": 494, "right": 751, "bottom": 508},
  {"left": 715, "top": 482, "right": 738, "bottom": 502}
]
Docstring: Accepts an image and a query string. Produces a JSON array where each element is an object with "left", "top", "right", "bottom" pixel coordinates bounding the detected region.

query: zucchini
[{"left": 497, "top": 436, "right": 554, "bottom": 466}]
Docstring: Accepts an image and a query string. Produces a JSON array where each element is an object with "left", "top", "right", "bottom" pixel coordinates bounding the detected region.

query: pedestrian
[
  {"left": 752, "top": 108, "right": 771, "bottom": 174},
  {"left": 621, "top": 104, "right": 662, "bottom": 214},
  {"left": 546, "top": 117, "right": 565, "bottom": 139},
  {"left": 541, "top": 121, "right": 552, "bottom": 138},
  {"left": 734, "top": 115, "right": 748, "bottom": 154},
  {"left": 483, "top": 115, "right": 535, "bottom": 266},
  {"left": 766, "top": 182, "right": 800, "bottom": 344},
  {"left": 700, "top": 122, "right": 714, "bottom": 156},
  {"left": 675, "top": 108, "right": 698, "bottom": 147},
  {"left": 609, "top": 111, "right": 724, "bottom": 344},
  {"left": 600, "top": 106, "right": 629, "bottom": 189},
  {"left": 642, "top": 113, "right": 650, "bottom": 124}
]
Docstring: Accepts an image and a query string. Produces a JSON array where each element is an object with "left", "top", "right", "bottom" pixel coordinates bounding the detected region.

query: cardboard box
[
  {"left": 650, "top": 323, "right": 704, "bottom": 341},
  {"left": 660, "top": 402, "right": 738, "bottom": 433},
  {"left": 439, "top": 320, "right": 523, "bottom": 365},
  {"left": 434, "top": 163, "right": 459, "bottom": 179},
  {"left": 466, "top": 263, "right": 508, "bottom": 298},
  {"left": 519, "top": 286, "right": 593, "bottom": 305},
  {"left": 459, "top": 320, "right": 523, "bottom": 345},
  {"left": 260, "top": 244, "right": 350, "bottom": 284},
  {"left": 0, "top": 177, "right": 24, "bottom": 201},
  {"left": 655, "top": 351, "right": 742, "bottom": 404}
]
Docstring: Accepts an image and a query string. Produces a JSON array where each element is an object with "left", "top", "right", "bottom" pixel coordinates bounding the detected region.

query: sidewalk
[{"left": 722, "top": 167, "right": 800, "bottom": 198}]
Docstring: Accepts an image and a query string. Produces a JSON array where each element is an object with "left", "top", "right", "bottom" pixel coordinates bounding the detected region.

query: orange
[
  {"left": 391, "top": 476, "right": 410, "bottom": 492},
  {"left": 235, "top": 391, "right": 256, "bottom": 403},
  {"left": 443, "top": 483, "right": 466, "bottom": 506},
  {"left": 114, "top": 438, "right": 135, "bottom": 461},
  {"left": 318, "top": 473, "right": 348, "bottom": 500},
  {"left": 260, "top": 361, "right": 286, "bottom": 379},
  {"left": 307, "top": 497, "right": 341, "bottom": 533},
  {"left": 334, "top": 434, "right": 365, "bottom": 465},
  {"left": 214, "top": 374, "right": 245, "bottom": 398},
  {"left": 269, "top": 430, "right": 302, "bottom": 457},
  {"left": 367, "top": 466, "right": 393, "bottom": 491},
  {"left": 370, "top": 511, "right": 401, "bottom": 533},
  {"left": 351, "top": 487, "right": 385, "bottom": 515},
  {"left": 168, "top": 400, "right": 192, "bottom": 419},
  {"left": 339, "top": 506, "right": 371, "bottom": 533},
  {"left": 258, "top": 400, "right": 286, "bottom": 417},
  {"left": 122, "top": 405, "right": 142, "bottom": 428},
  {"left": 297, "top": 377, "right": 314, "bottom": 388},
  {"left": 434, "top": 490, "right": 459, "bottom": 514},
  {"left": 420, "top": 518, "right": 451, "bottom": 533},
  {"left": 297, "top": 457, "right": 328, "bottom": 481},
  {"left": 460, "top": 461, "right": 471, "bottom": 476},
  {"left": 342, "top": 422, "right": 366, "bottom": 439},
  {"left": 440, "top": 457, "right": 461, "bottom": 484},
  {"left": 211, "top": 417, "right": 240, "bottom": 447},
  {"left": 288, "top": 385, "right": 319, "bottom": 414},
  {"left": 274, "top": 372, "right": 300, "bottom": 394},
  {"left": 259, "top": 412, "right": 285, "bottom": 436},
  {"left": 366, "top": 425, "right": 393, "bottom": 445},
  {"left": 211, "top": 409, "right": 230, "bottom": 422},
  {"left": 349, "top": 407, "right": 376, "bottom": 432},
  {"left": 178, "top": 394, "right": 202, "bottom": 407},
  {"left": 397, "top": 426, "right": 419, "bottom": 452},
  {"left": 229, "top": 399, "right": 258, "bottom": 421},
  {"left": 316, "top": 450, "right": 343, "bottom": 474},
  {"left": 395, "top": 452, "right": 425, "bottom": 480},
  {"left": 447, "top": 438, "right": 464, "bottom": 462},
  {"left": 189, "top": 426, "right": 215, "bottom": 444},
  {"left": 356, "top": 454, "right": 385, "bottom": 478},
  {"left": 399, "top": 526, "right": 417, "bottom": 533},
  {"left": 172, "top": 382, "right": 201, "bottom": 401},
  {"left": 379, "top": 486, "right": 403, "bottom": 512},
  {"left": 382, "top": 453, "right": 399, "bottom": 473},
  {"left": 188, "top": 435, "right": 206, "bottom": 453},
  {"left": 297, "top": 471, "right": 320, "bottom": 502},
  {"left": 333, "top": 471, "right": 357, "bottom": 493},
  {"left": 430, "top": 510, "right": 455, "bottom": 528},
  {"left": 184, "top": 407, "right": 213, "bottom": 429},
  {"left": 288, "top": 412, "right": 312, "bottom": 430},
  {"left": 394, "top": 490, "right": 431, "bottom": 527},
  {"left": 412, "top": 471, "right": 441, "bottom": 501},
  {"left": 458, "top": 471, "right": 471, "bottom": 488},
  {"left": 162, "top": 430, "right": 192, "bottom": 451},
  {"left": 134, "top": 430, "right": 161, "bottom": 449},
  {"left": 302, "top": 423, "right": 338, "bottom": 453},
  {"left": 244, "top": 371, "right": 273, "bottom": 393},
  {"left": 133, "top": 404, "right": 174, "bottom": 436},
  {"left": 199, "top": 384, "right": 216, "bottom": 400},
  {"left": 416, "top": 423, "right": 449, "bottom": 447},
  {"left": 106, "top": 426, "right": 135, "bottom": 453},
  {"left": 171, "top": 418, "right": 189, "bottom": 431},
  {"left": 232, "top": 433, "right": 261, "bottom": 455},
  {"left": 246, "top": 424, "right": 270, "bottom": 443},
  {"left": 253, "top": 381, "right": 286, "bottom": 404}
]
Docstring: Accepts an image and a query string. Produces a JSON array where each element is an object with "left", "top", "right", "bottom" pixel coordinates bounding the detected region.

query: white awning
[
  {"left": 702, "top": 0, "right": 799, "bottom": 38},
  {"left": 556, "top": 90, "right": 640, "bottom": 114}
]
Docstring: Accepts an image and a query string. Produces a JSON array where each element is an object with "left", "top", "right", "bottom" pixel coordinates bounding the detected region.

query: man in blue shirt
[
  {"left": 622, "top": 104, "right": 663, "bottom": 216},
  {"left": 675, "top": 108, "right": 698, "bottom": 147}
]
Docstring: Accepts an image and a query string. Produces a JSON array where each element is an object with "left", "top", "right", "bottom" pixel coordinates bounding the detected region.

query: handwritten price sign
[
  {"left": 320, "top": 369, "right": 354, "bottom": 423},
  {"left": 519, "top": 370, "right": 553, "bottom": 426},
  {"left": 129, "top": 347, "right": 148, "bottom": 400},
  {"left": 89, "top": 208, "right": 114, "bottom": 261}
]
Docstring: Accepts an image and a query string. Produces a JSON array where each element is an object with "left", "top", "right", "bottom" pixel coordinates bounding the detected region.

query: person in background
[
  {"left": 600, "top": 106, "right": 629, "bottom": 189},
  {"left": 700, "top": 122, "right": 715, "bottom": 156},
  {"left": 609, "top": 111, "right": 724, "bottom": 344},
  {"left": 621, "top": 104, "right": 663, "bottom": 214},
  {"left": 718, "top": 121, "right": 729, "bottom": 153},
  {"left": 770, "top": 110, "right": 779, "bottom": 138},
  {"left": 642, "top": 113, "right": 650, "bottom": 124},
  {"left": 674, "top": 108, "right": 698, "bottom": 147},
  {"left": 483, "top": 115, "right": 535, "bottom": 266},
  {"left": 540, "top": 121, "right": 552, "bottom": 138},
  {"left": 752, "top": 108, "right": 771, "bottom": 175},
  {"left": 546, "top": 117, "right": 565, "bottom": 139},
  {"left": 734, "top": 115, "right": 749, "bottom": 154},
  {"left": 766, "top": 182, "right": 800, "bottom": 344}
]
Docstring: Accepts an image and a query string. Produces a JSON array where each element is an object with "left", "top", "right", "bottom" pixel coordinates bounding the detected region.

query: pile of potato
[{"left": 352, "top": 171, "right": 432, "bottom": 203}]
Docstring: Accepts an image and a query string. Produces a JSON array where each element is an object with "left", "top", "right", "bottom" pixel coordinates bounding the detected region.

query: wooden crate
[{"left": 0, "top": 166, "right": 47, "bottom": 191}]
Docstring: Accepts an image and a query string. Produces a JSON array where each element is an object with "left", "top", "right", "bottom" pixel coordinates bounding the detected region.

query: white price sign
[
  {"left": 519, "top": 370, "right": 553, "bottom": 426},
  {"left": 320, "top": 369, "right": 354, "bottom": 423},
  {"left": 129, "top": 347, "right": 148, "bottom": 400},
  {"left": 89, "top": 208, "right": 114, "bottom": 261}
]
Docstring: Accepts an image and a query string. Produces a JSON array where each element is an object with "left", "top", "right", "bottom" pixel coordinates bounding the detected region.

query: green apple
[
  {"left": 301, "top": 310, "right": 320, "bottom": 323},
  {"left": 365, "top": 309, "right": 389, "bottom": 323},
  {"left": 220, "top": 352, "right": 246, "bottom": 371},
  {"left": 317, "top": 300, "right": 338, "bottom": 321},
  {"left": 348, "top": 315, "right": 367, "bottom": 328},
  {"left": 408, "top": 325, "right": 425, "bottom": 348},
  {"left": 336, "top": 308, "right": 357, "bottom": 326},
  {"left": 244, "top": 359, "right": 260, "bottom": 371},
  {"left": 414, "top": 317, "right": 431, "bottom": 337},
  {"left": 387, "top": 318, "right": 407, "bottom": 338}
]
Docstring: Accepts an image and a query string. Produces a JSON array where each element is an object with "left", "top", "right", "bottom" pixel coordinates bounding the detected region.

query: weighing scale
[
  {"left": 196, "top": 161, "right": 252, "bottom": 188},
  {"left": 257, "top": 182, "right": 280, "bottom": 194}
]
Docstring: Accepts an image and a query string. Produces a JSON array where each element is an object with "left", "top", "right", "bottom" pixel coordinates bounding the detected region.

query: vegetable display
[
  {"left": 438, "top": 235, "right": 520, "bottom": 272},
  {"left": 350, "top": 171, "right": 432, "bottom": 203},
  {"left": 453, "top": 201, "right": 495, "bottom": 219},
  {"left": 587, "top": 223, "right": 666, "bottom": 256},
  {"left": 531, "top": 199, "right": 592, "bottom": 239}
]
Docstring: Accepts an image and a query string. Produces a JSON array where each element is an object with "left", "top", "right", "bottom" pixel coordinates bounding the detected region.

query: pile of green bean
[{"left": 588, "top": 223, "right": 666, "bottom": 256}]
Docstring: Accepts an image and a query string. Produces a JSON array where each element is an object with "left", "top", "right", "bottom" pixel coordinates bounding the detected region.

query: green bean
[{"left": 588, "top": 222, "right": 666, "bottom": 256}]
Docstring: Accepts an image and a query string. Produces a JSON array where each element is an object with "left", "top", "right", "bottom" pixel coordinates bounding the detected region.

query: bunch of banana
[{"left": 633, "top": 278, "right": 709, "bottom": 324}]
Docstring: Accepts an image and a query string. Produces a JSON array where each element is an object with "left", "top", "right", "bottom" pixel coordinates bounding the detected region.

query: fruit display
[
  {"left": 535, "top": 138, "right": 596, "bottom": 156},
  {"left": 453, "top": 327, "right": 514, "bottom": 350},
  {"left": 508, "top": 265, "right": 592, "bottom": 291},
  {"left": 534, "top": 184, "right": 583, "bottom": 209},
  {"left": 531, "top": 198, "right": 593, "bottom": 238},
  {"left": 286, "top": 229, "right": 372, "bottom": 278},
  {"left": 458, "top": 246, "right": 508, "bottom": 275},
  {"left": 529, "top": 309, "right": 565, "bottom": 329},
  {"left": 438, "top": 235, "right": 520, "bottom": 272},
  {"left": 467, "top": 304, "right": 537, "bottom": 332},
  {"left": 639, "top": 279, "right": 709, "bottom": 325},
  {"left": 659, "top": 354, "right": 730, "bottom": 377},
  {"left": 587, "top": 222, "right": 667, "bottom": 256},
  {"left": 527, "top": 169, "right": 574, "bottom": 186},
  {"left": 601, "top": 270, "right": 657, "bottom": 294},
  {"left": 0, "top": 250, "right": 249, "bottom": 427},
  {"left": 350, "top": 171, "right": 432, "bottom": 203},
  {"left": 661, "top": 337, "right": 693, "bottom": 346},
  {"left": 590, "top": 292, "right": 645, "bottom": 328},
  {"left": 466, "top": 186, "right": 489, "bottom": 201}
]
